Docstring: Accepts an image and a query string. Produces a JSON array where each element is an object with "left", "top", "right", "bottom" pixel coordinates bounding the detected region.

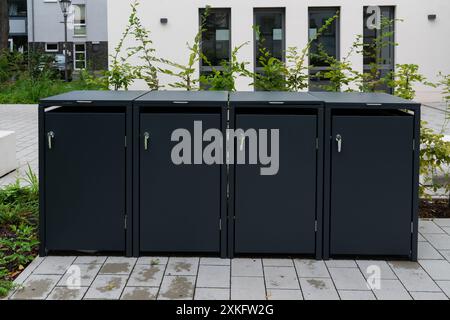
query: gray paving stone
[
  {"left": 388, "top": 261, "right": 441, "bottom": 292},
  {"left": 58, "top": 263, "right": 102, "bottom": 287},
  {"left": 200, "top": 258, "right": 231, "bottom": 266},
  {"left": 436, "top": 280, "right": 450, "bottom": 298},
  {"left": 120, "top": 287, "right": 158, "bottom": 300},
  {"left": 105, "top": 257, "right": 137, "bottom": 264},
  {"left": 263, "top": 259, "right": 294, "bottom": 267},
  {"left": 13, "top": 257, "right": 45, "bottom": 285},
  {"left": 196, "top": 265, "right": 230, "bottom": 288},
  {"left": 372, "top": 279, "right": 412, "bottom": 300},
  {"left": 443, "top": 227, "right": 450, "bottom": 234},
  {"left": 419, "top": 260, "right": 450, "bottom": 280},
  {"left": 158, "top": 276, "right": 195, "bottom": 300},
  {"left": 231, "top": 276, "right": 266, "bottom": 300},
  {"left": 194, "top": 288, "right": 230, "bottom": 300},
  {"left": 299, "top": 278, "right": 339, "bottom": 300},
  {"left": 231, "top": 258, "right": 263, "bottom": 277},
  {"left": 418, "top": 242, "right": 444, "bottom": 260},
  {"left": 294, "top": 259, "right": 330, "bottom": 278},
  {"left": 329, "top": 268, "right": 369, "bottom": 291},
  {"left": 73, "top": 256, "right": 107, "bottom": 265},
  {"left": 419, "top": 220, "right": 445, "bottom": 234},
  {"left": 410, "top": 291, "right": 448, "bottom": 300},
  {"left": 440, "top": 250, "right": 450, "bottom": 262},
  {"left": 47, "top": 287, "right": 88, "bottom": 300},
  {"left": 418, "top": 234, "right": 427, "bottom": 242},
  {"left": 266, "top": 289, "right": 303, "bottom": 300},
  {"left": 165, "top": 257, "right": 199, "bottom": 276},
  {"left": 99, "top": 257, "right": 136, "bottom": 275},
  {"left": 434, "top": 219, "right": 450, "bottom": 227},
  {"left": 356, "top": 260, "right": 397, "bottom": 280},
  {"left": 84, "top": 275, "right": 128, "bottom": 300},
  {"left": 325, "top": 260, "right": 357, "bottom": 268},
  {"left": 338, "top": 290, "right": 376, "bottom": 300},
  {"left": 33, "top": 256, "right": 76, "bottom": 275},
  {"left": 264, "top": 266, "right": 300, "bottom": 290},
  {"left": 423, "top": 234, "right": 450, "bottom": 250},
  {"left": 10, "top": 275, "right": 61, "bottom": 300},
  {"left": 136, "top": 257, "right": 168, "bottom": 265},
  {"left": 127, "top": 264, "right": 165, "bottom": 287}
]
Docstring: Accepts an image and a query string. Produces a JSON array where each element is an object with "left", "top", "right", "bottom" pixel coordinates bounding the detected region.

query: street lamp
[{"left": 59, "top": 0, "right": 72, "bottom": 82}]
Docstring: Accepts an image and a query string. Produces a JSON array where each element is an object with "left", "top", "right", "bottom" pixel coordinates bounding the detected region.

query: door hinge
[
  {"left": 124, "top": 215, "right": 128, "bottom": 230},
  {"left": 219, "top": 219, "right": 222, "bottom": 231},
  {"left": 125, "top": 136, "right": 127, "bottom": 148},
  {"left": 315, "top": 220, "right": 318, "bottom": 232}
]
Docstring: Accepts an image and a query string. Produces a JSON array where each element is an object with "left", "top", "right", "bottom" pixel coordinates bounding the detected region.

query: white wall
[{"left": 108, "top": 0, "right": 450, "bottom": 100}]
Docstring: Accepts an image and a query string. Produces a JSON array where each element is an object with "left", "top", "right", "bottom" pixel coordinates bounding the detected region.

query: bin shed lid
[
  {"left": 310, "top": 92, "right": 420, "bottom": 107},
  {"left": 230, "top": 92, "right": 321, "bottom": 105},
  {"left": 40, "top": 90, "right": 148, "bottom": 106},
  {"left": 136, "top": 90, "right": 228, "bottom": 104}
]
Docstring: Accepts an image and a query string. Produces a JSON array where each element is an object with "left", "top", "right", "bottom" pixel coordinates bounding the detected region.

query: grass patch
[
  {"left": 0, "top": 166, "right": 39, "bottom": 298},
  {"left": 0, "top": 76, "right": 106, "bottom": 104}
]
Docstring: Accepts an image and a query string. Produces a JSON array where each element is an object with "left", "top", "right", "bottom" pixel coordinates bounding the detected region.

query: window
[
  {"left": 8, "top": 0, "right": 27, "bottom": 17},
  {"left": 73, "top": 4, "right": 86, "bottom": 37},
  {"left": 308, "top": 7, "right": 340, "bottom": 91},
  {"left": 45, "top": 43, "right": 59, "bottom": 52},
  {"left": 200, "top": 8, "right": 231, "bottom": 78},
  {"left": 74, "top": 43, "right": 86, "bottom": 70},
  {"left": 363, "top": 6, "right": 395, "bottom": 92},
  {"left": 254, "top": 8, "right": 285, "bottom": 72}
]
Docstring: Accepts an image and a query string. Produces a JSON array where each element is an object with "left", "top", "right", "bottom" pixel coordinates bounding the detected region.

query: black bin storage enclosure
[
  {"left": 39, "top": 91, "right": 146, "bottom": 256},
  {"left": 134, "top": 91, "right": 228, "bottom": 257},
  {"left": 229, "top": 92, "right": 324, "bottom": 259},
  {"left": 311, "top": 92, "right": 420, "bottom": 261}
]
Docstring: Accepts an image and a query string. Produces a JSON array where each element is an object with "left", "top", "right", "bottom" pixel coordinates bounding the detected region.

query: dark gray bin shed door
[
  {"left": 330, "top": 115, "right": 413, "bottom": 256},
  {"left": 140, "top": 113, "right": 221, "bottom": 253},
  {"left": 235, "top": 114, "right": 317, "bottom": 254},
  {"left": 45, "top": 113, "right": 126, "bottom": 251}
]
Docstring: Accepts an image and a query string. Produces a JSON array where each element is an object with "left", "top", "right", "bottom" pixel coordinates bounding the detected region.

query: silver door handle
[
  {"left": 47, "top": 131, "right": 55, "bottom": 150},
  {"left": 336, "top": 134, "right": 342, "bottom": 153},
  {"left": 144, "top": 132, "right": 150, "bottom": 150}
]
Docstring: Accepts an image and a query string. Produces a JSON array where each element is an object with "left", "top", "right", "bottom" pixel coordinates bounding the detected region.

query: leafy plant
[
  {"left": 0, "top": 167, "right": 39, "bottom": 298},
  {"left": 286, "top": 14, "right": 339, "bottom": 92},
  {"left": 387, "top": 64, "right": 429, "bottom": 100},
  {"left": 127, "top": 1, "right": 159, "bottom": 90},
  {"left": 159, "top": 7, "right": 211, "bottom": 90},
  {"left": 251, "top": 25, "right": 288, "bottom": 91},
  {"left": 200, "top": 42, "right": 251, "bottom": 91},
  {"left": 105, "top": 1, "right": 140, "bottom": 90}
]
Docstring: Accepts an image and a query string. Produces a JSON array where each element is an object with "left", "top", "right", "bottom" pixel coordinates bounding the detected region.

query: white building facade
[{"left": 108, "top": 0, "right": 450, "bottom": 101}]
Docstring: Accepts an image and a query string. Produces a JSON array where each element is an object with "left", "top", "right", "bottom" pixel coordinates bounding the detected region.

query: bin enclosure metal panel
[
  {"left": 140, "top": 113, "right": 221, "bottom": 253},
  {"left": 234, "top": 114, "right": 317, "bottom": 254},
  {"left": 330, "top": 115, "right": 414, "bottom": 256},
  {"left": 44, "top": 113, "right": 126, "bottom": 252}
]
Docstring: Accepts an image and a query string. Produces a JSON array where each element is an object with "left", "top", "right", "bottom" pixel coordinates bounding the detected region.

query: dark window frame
[
  {"left": 199, "top": 7, "right": 232, "bottom": 74},
  {"left": 253, "top": 7, "right": 286, "bottom": 75},
  {"left": 308, "top": 7, "right": 341, "bottom": 91},
  {"left": 363, "top": 6, "right": 396, "bottom": 93}
]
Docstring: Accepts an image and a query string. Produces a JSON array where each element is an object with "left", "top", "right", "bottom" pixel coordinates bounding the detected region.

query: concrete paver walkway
[{"left": 3, "top": 218, "right": 450, "bottom": 300}]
